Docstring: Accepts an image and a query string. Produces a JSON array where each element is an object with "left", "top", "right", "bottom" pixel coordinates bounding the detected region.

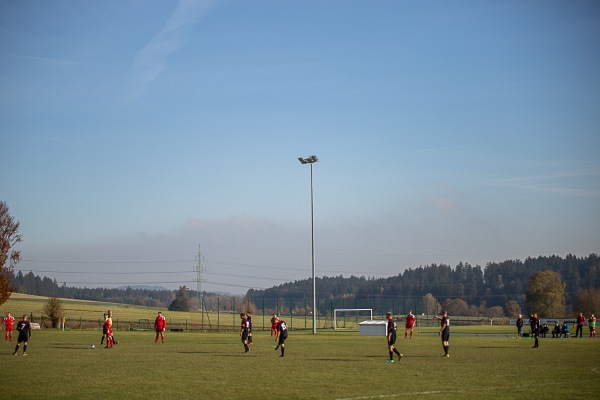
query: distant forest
[
  {"left": 247, "top": 254, "right": 600, "bottom": 312},
  {"left": 9, "top": 254, "right": 600, "bottom": 313}
]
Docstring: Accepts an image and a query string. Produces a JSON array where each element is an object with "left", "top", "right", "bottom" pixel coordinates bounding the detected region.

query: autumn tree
[
  {"left": 169, "top": 286, "right": 190, "bottom": 312},
  {"left": 1, "top": 201, "right": 22, "bottom": 306},
  {"left": 504, "top": 300, "right": 522, "bottom": 318},
  {"left": 43, "top": 297, "right": 65, "bottom": 328},
  {"left": 526, "top": 270, "right": 565, "bottom": 317},
  {"left": 442, "top": 298, "right": 469, "bottom": 316},
  {"left": 573, "top": 288, "right": 600, "bottom": 316},
  {"left": 422, "top": 293, "right": 441, "bottom": 314}
]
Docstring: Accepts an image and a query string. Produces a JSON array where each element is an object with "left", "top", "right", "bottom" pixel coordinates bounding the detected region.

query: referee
[{"left": 435, "top": 311, "right": 450, "bottom": 357}]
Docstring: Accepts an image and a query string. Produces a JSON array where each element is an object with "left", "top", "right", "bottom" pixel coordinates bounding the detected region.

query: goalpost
[{"left": 333, "top": 309, "right": 373, "bottom": 329}]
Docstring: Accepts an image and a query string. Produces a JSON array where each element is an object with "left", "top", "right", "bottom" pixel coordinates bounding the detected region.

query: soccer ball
[{"left": 91, "top": 344, "right": 96, "bottom": 349}]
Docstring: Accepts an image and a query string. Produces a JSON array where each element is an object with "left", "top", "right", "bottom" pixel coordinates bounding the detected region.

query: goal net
[{"left": 333, "top": 309, "right": 373, "bottom": 329}]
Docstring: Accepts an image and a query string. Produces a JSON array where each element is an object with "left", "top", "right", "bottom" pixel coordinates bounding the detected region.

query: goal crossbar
[{"left": 333, "top": 309, "right": 373, "bottom": 329}]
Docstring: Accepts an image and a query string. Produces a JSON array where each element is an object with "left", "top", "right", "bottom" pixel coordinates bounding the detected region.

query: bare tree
[
  {"left": 1, "top": 201, "right": 22, "bottom": 306},
  {"left": 43, "top": 297, "right": 65, "bottom": 328}
]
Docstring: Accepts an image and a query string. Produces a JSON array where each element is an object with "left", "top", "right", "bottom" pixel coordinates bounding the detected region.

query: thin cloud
[
  {"left": 429, "top": 197, "right": 459, "bottom": 211},
  {"left": 1, "top": 54, "right": 95, "bottom": 68},
  {"left": 489, "top": 168, "right": 600, "bottom": 196},
  {"left": 129, "top": 0, "right": 218, "bottom": 99}
]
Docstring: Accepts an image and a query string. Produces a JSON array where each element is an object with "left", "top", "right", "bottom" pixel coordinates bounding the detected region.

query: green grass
[
  {"left": 2, "top": 294, "right": 598, "bottom": 399},
  {"left": 1, "top": 328, "right": 598, "bottom": 399}
]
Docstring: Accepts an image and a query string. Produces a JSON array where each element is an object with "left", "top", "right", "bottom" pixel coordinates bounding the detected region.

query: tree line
[
  {"left": 246, "top": 254, "right": 600, "bottom": 316},
  {"left": 5, "top": 254, "right": 600, "bottom": 319}
]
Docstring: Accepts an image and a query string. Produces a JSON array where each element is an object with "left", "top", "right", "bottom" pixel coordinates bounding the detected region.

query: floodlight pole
[{"left": 298, "top": 155, "right": 318, "bottom": 334}]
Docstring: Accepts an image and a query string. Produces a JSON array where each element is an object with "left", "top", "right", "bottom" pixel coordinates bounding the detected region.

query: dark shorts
[
  {"left": 18, "top": 333, "right": 29, "bottom": 343},
  {"left": 278, "top": 331, "right": 288, "bottom": 345},
  {"left": 388, "top": 333, "right": 396, "bottom": 346},
  {"left": 241, "top": 332, "right": 248, "bottom": 341},
  {"left": 441, "top": 329, "right": 450, "bottom": 342}
]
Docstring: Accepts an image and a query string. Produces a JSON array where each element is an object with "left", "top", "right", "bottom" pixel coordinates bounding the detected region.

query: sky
[{"left": 1, "top": 0, "right": 599, "bottom": 295}]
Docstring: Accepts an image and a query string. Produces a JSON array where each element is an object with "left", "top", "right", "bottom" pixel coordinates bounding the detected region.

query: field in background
[{"left": 2, "top": 293, "right": 501, "bottom": 332}]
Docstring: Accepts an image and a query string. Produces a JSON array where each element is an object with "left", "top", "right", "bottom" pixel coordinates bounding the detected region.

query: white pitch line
[{"left": 335, "top": 378, "right": 600, "bottom": 400}]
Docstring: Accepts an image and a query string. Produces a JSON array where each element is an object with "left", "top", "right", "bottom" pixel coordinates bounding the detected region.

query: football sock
[
  {"left": 393, "top": 348, "right": 400, "bottom": 356},
  {"left": 281, "top": 347, "right": 285, "bottom": 356},
  {"left": 100, "top": 336, "right": 104, "bottom": 345},
  {"left": 389, "top": 351, "right": 393, "bottom": 360},
  {"left": 23, "top": 344, "right": 27, "bottom": 352},
  {"left": 443, "top": 346, "right": 448, "bottom": 354},
  {"left": 14, "top": 344, "right": 19, "bottom": 353},
  {"left": 244, "top": 344, "right": 249, "bottom": 351}
]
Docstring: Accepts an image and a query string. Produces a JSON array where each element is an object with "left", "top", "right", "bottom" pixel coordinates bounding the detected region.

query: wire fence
[{"left": 23, "top": 295, "right": 504, "bottom": 331}]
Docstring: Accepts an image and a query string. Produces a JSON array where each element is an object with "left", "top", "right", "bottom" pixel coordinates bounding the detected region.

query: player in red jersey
[
  {"left": 154, "top": 311, "right": 166, "bottom": 343},
  {"left": 589, "top": 314, "right": 596, "bottom": 338},
  {"left": 270, "top": 314, "right": 280, "bottom": 338},
  {"left": 104, "top": 315, "right": 114, "bottom": 348},
  {"left": 405, "top": 310, "right": 416, "bottom": 339},
  {"left": 3, "top": 312, "right": 16, "bottom": 341}
]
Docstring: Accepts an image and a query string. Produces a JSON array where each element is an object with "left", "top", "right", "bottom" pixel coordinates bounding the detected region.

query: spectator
[
  {"left": 561, "top": 322, "right": 570, "bottom": 338},
  {"left": 540, "top": 324, "right": 548, "bottom": 338},
  {"left": 575, "top": 312, "right": 586, "bottom": 338},
  {"left": 552, "top": 323, "right": 561, "bottom": 338},
  {"left": 516, "top": 314, "right": 524, "bottom": 338}
]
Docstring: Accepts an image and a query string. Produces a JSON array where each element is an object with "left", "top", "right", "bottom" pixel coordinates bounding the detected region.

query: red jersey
[
  {"left": 155, "top": 315, "right": 166, "bottom": 331},
  {"left": 405, "top": 313, "right": 416, "bottom": 329},
  {"left": 576, "top": 315, "right": 586, "bottom": 326},
  {"left": 271, "top": 318, "right": 280, "bottom": 331},
  {"left": 2, "top": 315, "right": 15, "bottom": 330},
  {"left": 104, "top": 318, "right": 112, "bottom": 335}
]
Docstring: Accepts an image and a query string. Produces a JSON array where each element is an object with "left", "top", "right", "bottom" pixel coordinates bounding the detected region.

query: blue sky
[{"left": 1, "top": 0, "right": 599, "bottom": 294}]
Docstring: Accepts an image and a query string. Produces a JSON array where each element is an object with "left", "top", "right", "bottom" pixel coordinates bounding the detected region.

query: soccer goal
[{"left": 333, "top": 309, "right": 373, "bottom": 329}]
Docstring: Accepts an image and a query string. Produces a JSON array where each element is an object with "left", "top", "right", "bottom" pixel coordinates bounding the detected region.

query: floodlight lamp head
[{"left": 298, "top": 155, "right": 319, "bottom": 164}]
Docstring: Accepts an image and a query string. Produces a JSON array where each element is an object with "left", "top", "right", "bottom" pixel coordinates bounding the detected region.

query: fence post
[
  {"left": 233, "top": 298, "right": 236, "bottom": 330},
  {"left": 304, "top": 295, "right": 307, "bottom": 330}
]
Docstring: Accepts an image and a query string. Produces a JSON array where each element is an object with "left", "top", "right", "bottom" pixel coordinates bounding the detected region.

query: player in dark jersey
[
  {"left": 435, "top": 311, "right": 450, "bottom": 357},
  {"left": 385, "top": 312, "right": 402, "bottom": 363},
  {"left": 530, "top": 313, "right": 540, "bottom": 348},
  {"left": 100, "top": 313, "right": 108, "bottom": 346},
  {"left": 240, "top": 313, "right": 250, "bottom": 353},
  {"left": 274, "top": 319, "right": 288, "bottom": 357},
  {"left": 13, "top": 315, "right": 31, "bottom": 356},
  {"left": 247, "top": 313, "right": 253, "bottom": 344}
]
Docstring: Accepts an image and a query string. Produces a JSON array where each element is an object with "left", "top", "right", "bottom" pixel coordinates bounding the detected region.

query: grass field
[
  {"left": 1, "top": 294, "right": 598, "bottom": 399},
  {"left": 1, "top": 327, "right": 598, "bottom": 399}
]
